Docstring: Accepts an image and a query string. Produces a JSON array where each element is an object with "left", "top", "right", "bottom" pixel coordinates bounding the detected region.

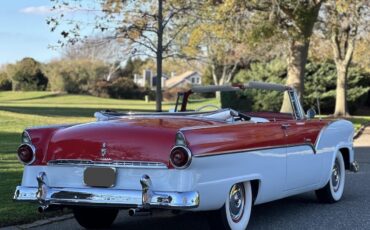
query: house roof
[{"left": 165, "top": 71, "right": 198, "bottom": 88}]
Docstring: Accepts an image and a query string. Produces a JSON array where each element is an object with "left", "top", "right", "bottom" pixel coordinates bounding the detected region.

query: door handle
[{"left": 281, "top": 124, "right": 291, "bottom": 129}]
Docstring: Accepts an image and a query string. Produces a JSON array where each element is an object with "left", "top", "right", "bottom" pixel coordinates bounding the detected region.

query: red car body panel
[
  {"left": 25, "top": 113, "right": 331, "bottom": 166},
  {"left": 28, "top": 117, "right": 222, "bottom": 166},
  {"left": 26, "top": 125, "right": 75, "bottom": 165},
  {"left": 182, "top": 119, "right": 330, "bottom": 156}
]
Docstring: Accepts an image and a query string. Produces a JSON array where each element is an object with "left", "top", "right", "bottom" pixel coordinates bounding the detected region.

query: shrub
[
  {"left": 0, "top": 72, "right": 12, "bottom": 91},
  {"left": 45, "top": 59, "right": 109, "bottom": 94},
  {"left": 108, "top": 78, "right": 144, "bottom": 99},
  {"left": 92, "top": 80, "right": 111, "bottom": 98},
  {"left": 8, "top": 58, "right": 48, "bottom": 91},
  {"left": 92, "top": 78, "right": 146, "bottom": 100},
  {"left": 234, "top": 59, "right": 286, "bottom": 112},
  {"left": 304, "top": 61, "right": 370, "bottom": 114}
]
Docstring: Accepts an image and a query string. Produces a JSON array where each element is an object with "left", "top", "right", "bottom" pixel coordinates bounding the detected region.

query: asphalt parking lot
[{"left": 3, "top": 131, "right": 370, "bottom": 230}]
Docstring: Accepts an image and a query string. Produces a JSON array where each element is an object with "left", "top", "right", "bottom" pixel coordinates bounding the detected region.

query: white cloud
[
  {"left": 19, "top": 6, "right": 52, "bottom": 15},
  {"left": 20, "top": 5, "right": 80, "bottom": 15}
]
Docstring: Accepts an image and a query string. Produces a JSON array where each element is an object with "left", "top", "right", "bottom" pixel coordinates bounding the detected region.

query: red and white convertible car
[{"left": 14, "top": 82, "right": 358, "bottom": 229}]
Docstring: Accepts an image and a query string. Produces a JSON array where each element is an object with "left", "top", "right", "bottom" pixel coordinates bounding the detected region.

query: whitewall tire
[
  {"left": 315, "top": 151, "right": 345, "bottom": 203},
  {"left": 206, "top": 181, "right": 253, "bottom": 230},
  {"left": 224, "top": 181, "right": 252, "bottom": 230}
]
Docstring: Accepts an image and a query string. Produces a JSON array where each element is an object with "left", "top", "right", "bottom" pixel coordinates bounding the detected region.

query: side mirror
[{"left": 306, "top": 108, "right": 316, "bottom": 119}]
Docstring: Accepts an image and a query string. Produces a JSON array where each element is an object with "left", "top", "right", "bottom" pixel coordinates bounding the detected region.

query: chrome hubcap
[
  {"left": 229, "top": 183, "right": 245, "bottom": 222},
  {"left": 331, "top": 159, "right": 341, "bottom": 192}
]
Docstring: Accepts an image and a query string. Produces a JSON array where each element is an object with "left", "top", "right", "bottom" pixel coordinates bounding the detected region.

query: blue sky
[
  {"left": 0, "top": 1, "right": 62, "bottom": 64},
  {"left": 0, "top": 1, "right": 99, "bottom": 65}
]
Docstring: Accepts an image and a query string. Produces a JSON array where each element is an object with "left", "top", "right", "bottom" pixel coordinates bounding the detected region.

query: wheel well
[
  {"left": 339, "top": 148, "right": 350, "bottom": 170},
  {"left": 250, "top": 180, "right": 260, "bottom": 204}
]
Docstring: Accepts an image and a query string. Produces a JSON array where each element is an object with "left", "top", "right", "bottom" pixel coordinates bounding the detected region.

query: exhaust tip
[
  {"left": 128, "top": 208, "right": 135, "bottom": 216},
  {"left": 128, "top": 208, "right": 151, "bottom": 217},
  {"left": 38, "top": 206, "right": 48, "bottom": 213}
]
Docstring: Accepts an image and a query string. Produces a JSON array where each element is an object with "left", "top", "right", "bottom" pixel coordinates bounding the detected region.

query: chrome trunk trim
[{"left": 47, "top": 160, "right": 168, "bottom": 169}]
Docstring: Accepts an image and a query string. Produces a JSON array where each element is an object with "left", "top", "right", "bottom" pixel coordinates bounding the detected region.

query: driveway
[{"left": 4, "top": 129, "right": 370, "bottom": 230}]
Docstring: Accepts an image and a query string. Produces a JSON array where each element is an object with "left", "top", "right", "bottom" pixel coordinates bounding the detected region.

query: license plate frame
[{"left": 83, "top": 167, "right": 116, "bottom": 188}]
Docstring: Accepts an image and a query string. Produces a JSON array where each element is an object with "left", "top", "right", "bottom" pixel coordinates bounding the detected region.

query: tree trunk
[
  {"left": 280, "top": 39, "right": 310, "bottom": 113},
  {"left": 334, "top": 65, "right": 349, "bottom": 117},
  {"left": 331, "top": 32, "right": 355, "bottom": 117},
  {"left": 155, "top": 0, "right": 163, "bottom": 112}
]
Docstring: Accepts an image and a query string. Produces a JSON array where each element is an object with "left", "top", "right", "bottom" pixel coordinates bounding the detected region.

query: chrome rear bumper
[{"left": 14, "top": 172, "right": 199, "bottom": 209}]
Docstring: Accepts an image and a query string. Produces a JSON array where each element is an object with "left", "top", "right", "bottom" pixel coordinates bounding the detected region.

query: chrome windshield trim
[
  {"left": 47, "top": 160, "right": 168, "bottom": 169},
  {"left": 288, "top": 89, "right": 305, "bottom": 120}
]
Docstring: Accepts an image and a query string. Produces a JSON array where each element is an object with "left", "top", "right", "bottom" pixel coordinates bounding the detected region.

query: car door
[{"left": 282, "top": 120, "right": 324, "bottom": 191}]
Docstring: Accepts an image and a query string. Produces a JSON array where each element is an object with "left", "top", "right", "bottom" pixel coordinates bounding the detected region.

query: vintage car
[{"left": 14, "top": 82, "right": 359, "bottom": 230}]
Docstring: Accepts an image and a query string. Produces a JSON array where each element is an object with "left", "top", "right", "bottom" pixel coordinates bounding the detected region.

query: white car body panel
[{"left": 19, "top": 120, "right": 355, "bottom": 211}]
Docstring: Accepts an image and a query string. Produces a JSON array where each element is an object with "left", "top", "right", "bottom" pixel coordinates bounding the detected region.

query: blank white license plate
[{"left": 84, "top": 167, "right": 116, "bottom": 188}]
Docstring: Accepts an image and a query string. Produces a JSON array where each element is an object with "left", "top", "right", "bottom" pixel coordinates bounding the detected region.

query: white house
[
  {"left": 134, "top": 70, "right": 202, "bottom": 90},
  {"left": 134, "top": 70, "right": 168, "bottom": 89},
  {"left": 165, "top": 71, "right": 201, "bottom": 89}
]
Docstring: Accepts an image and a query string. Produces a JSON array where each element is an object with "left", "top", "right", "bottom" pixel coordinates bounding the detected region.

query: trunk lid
[{"left": 44, "top": 116, "right": 221, "bottom": 165}]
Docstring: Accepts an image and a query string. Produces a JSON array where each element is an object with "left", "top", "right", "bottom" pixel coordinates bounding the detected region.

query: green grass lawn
[
  {"left": 345, "top": 116, "right": 370, "bottom": 133},
  {"left": 0, "top": 91, "right": 219, "bottom": 227},
  {"left": 0, "top": 91, "right": 368, "bottom": 227}
]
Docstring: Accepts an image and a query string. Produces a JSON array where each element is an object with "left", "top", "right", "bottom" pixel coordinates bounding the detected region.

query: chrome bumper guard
[{"left": 14, "top": 172, "right": 199, "bottom": 209}]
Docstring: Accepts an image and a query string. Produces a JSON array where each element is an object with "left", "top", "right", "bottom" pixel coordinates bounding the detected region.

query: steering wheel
[{"left": 195, "top": 104, "right": 220, "bottom": 111}]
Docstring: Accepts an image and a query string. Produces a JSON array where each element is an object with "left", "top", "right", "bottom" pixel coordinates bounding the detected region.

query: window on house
[{"left": 191, "top": 78, "right": 195, "bottom": 83}]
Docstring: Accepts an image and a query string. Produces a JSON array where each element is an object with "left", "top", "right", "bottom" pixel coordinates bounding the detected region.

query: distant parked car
[{"left": 14, "top": 82, "right": 358, "bottom": 229}]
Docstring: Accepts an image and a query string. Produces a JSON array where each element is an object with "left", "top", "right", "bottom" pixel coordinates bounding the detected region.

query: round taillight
[
  {"left": 17, "top": 144, "right": 35, "bottom": 165},
  {"left": 170, "top": 146, "right": 192, "bottom": 169}
]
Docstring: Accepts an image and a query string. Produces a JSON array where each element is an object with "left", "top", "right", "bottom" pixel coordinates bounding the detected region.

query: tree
[
  {"left": 225, "top": 1, "right": 323, "bottom": 112},
  {"left": 62, "top": 37, "right": 125, "bottom": 81},
  {"left": 353, "top": 36, "right": 370, "bottom": 72},
  {"left": 44, "top": 59, "right": 109, "bottom": 93},
  {"left": 0, "top": 71, "right": 12, "bottom": 91},
  {"left": 317, "top": 0, "right": 370, "bottom": 117},
  {"left": 7, "top": 58, "right": 48, "bottom": 91},
  {"left": 185, "top": 0, "right": 323, "bottom": 107},
  {"left": 183, "top": 1, "right": 252, "bottom": 92},
  {"left": 48, "top": 0, "right": 194, "bottom": 111},
  {"left": 271, "top": 1, "right": 323, "bottom": 112}
]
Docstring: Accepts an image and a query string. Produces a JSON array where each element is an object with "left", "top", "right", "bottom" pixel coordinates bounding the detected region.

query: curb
[
  {"left": 0, "top": 214, "right": 74, "bottom": 230},
  {"left": 354, "top": 122, "right": 370, "bottom": 140}
]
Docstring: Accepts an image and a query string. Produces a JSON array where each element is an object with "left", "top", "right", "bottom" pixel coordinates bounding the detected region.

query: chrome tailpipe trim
[
  {"left": 38, "top": 205, "right": 48, "bottom": 213},
  {"left": 38, "top": 205, "right": 62, "bottom": 213},
  {"left": 128, "top": 208, "right": 152, "bottom": 216},
  {"left": 350, "top": 161, "right": 359, "bottom": 173}
]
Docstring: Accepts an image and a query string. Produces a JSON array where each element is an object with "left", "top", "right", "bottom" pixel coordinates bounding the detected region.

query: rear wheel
[
  {"left": 315, "top": 151, "right": 345, "bottom": 203},
  {"left": 208, "top": 181, "right": 252, "bottom": 230},
  {"left": 73, "top": 207, "right": 118, "bottom": 229}
]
